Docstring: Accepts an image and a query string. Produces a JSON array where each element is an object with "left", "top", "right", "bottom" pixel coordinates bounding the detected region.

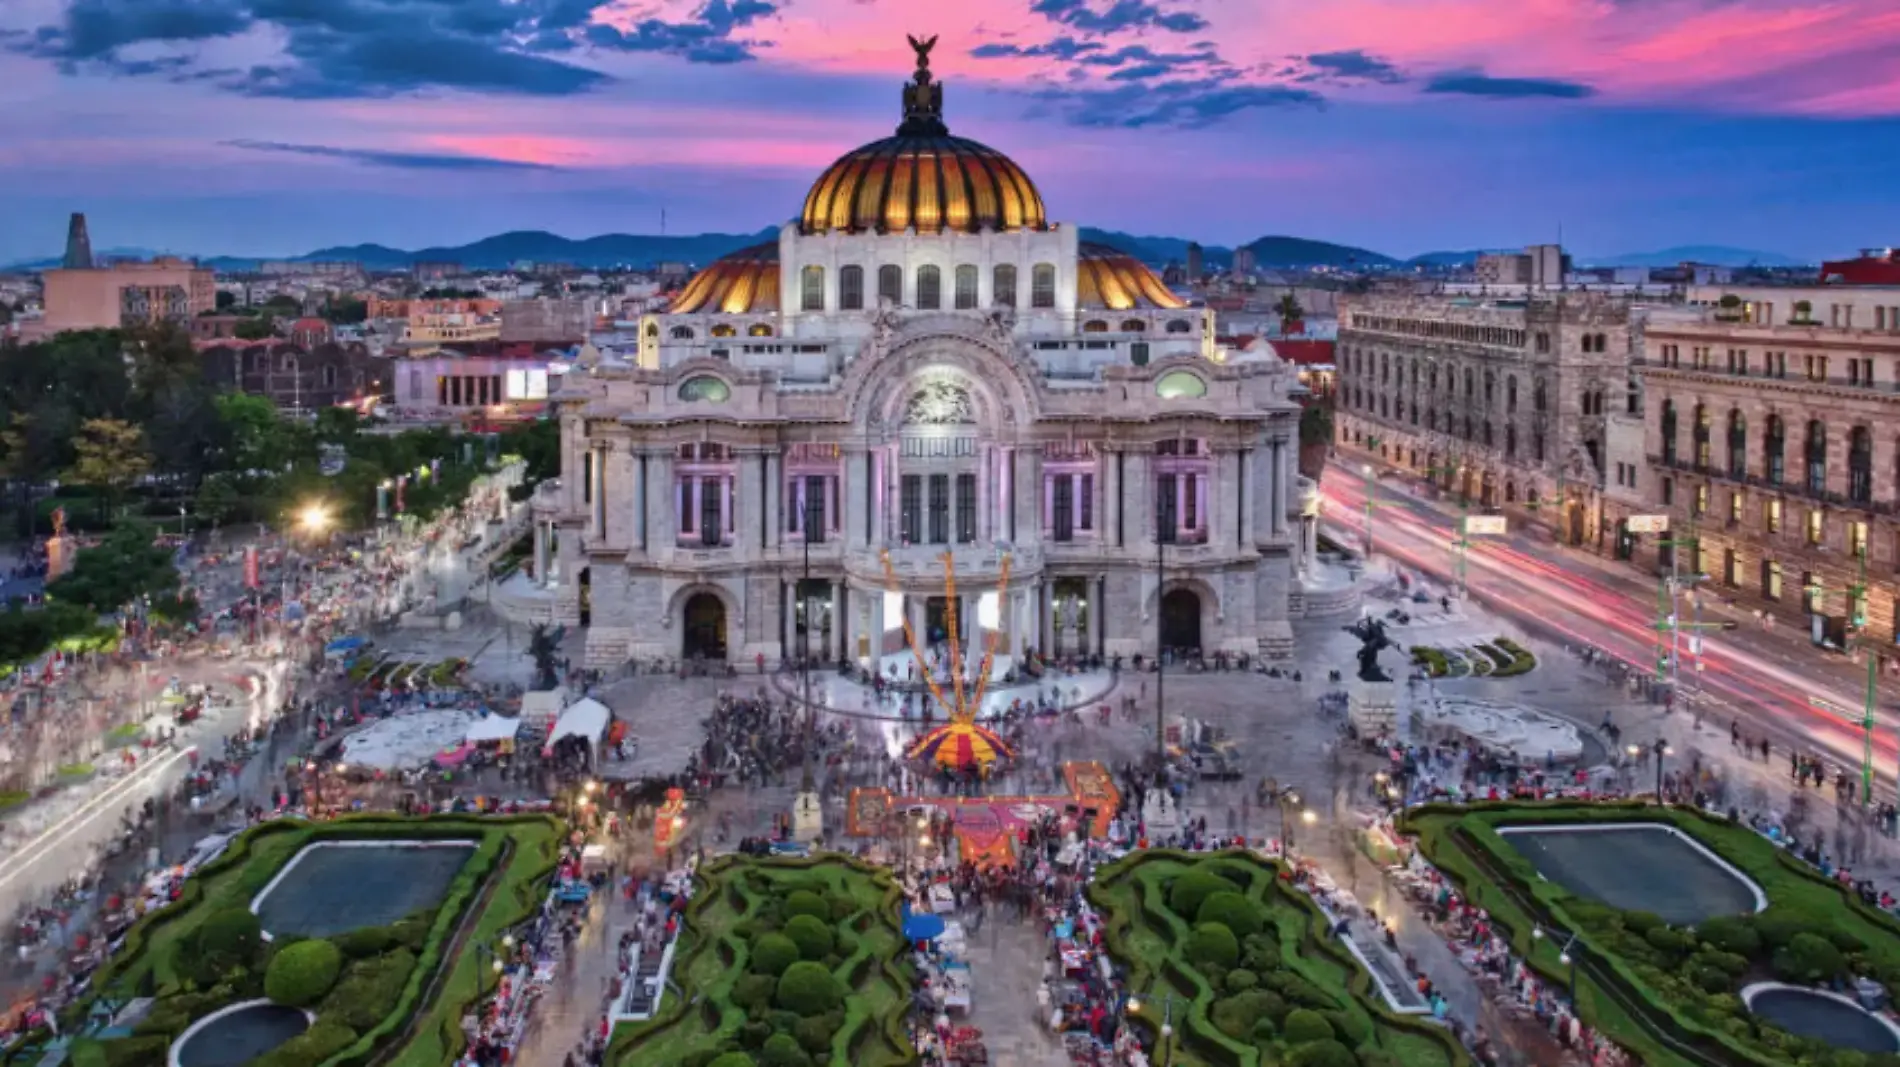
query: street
[{"left": 1323, "top": 456, "right": 1900, "bottom": 797}]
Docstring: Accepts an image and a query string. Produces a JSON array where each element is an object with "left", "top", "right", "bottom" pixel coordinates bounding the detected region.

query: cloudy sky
[{"left": 1, "top": 0, "right": 1896, "bottom": 263}]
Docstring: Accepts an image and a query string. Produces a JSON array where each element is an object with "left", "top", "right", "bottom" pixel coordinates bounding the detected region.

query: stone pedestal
[
  {"left": 791, "top": 791, "right": 824, "bottom": 843},
  {"left": 1141, "top": 789, "right": 1183, "bottom": 833},
  {"left": 1350, "top": 679, "right": 1401, "bottom": 742}
]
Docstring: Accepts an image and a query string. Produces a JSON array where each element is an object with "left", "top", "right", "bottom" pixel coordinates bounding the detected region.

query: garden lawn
[
  {"left": 1088, "top": 849, "right": 1468, "bottom": 1067},
  {"left": 1404, "top": 801, "right": 1900, "bottom": 1067},
  {"left": 612, "top": 854, "right": 914, "bottom": 1067}
]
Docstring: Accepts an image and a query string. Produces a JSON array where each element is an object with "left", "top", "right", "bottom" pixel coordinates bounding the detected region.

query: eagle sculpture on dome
[{"left": 907, "top": 34, "right": 938, "bottom": 75}]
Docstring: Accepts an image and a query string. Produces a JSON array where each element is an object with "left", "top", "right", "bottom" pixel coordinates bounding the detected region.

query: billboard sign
[
  {"left": 1627, "top": 514, "right": 1670, "bottom": 534},
  {"left": 1463, "top": 515, "right": 1507, "bottom": 536}
]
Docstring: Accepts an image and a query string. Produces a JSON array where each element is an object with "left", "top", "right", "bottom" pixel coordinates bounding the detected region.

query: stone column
[
  {"left": 976, "top": 446, "right": 991, "bottom": 544},
  {"left": 1039, "top": 579, "right": 1054, "bottom": 655},
  {"left": 1085, "top": 577, "right": 1101, "bottom": 656},
  {"left": 1102, "top": 450, "right": 1120, "bottom": 547},
  {"left": 533, "top": 521, "right": 548, "bottom": 587},
  {"left": 646, "top": 450, "right": 675, "bottom": 558},
  {"left": 845, "top": 448, "right": 869, "bottom": 550},
  {"left": 830, "top": 581, "right": 844, "bottom": 661},
  {"left": 1127, "top": 450, "right": 1151, "bottom": 545},
  {"left": 1274, "top": 436, "right": 1292, "bottom": 537},
  {"left": 781, "top": 580, "right": 795, "bottom": 659},
  {"left": 633, "top": 452, "right": 647, "bottom": 553},
  {"left": 1017, "top": 448, "right": 1043, "bottom": 547},
  {"left": 764, "top": 453, "right": 781, "bottom": 552},
  {"left": 869, "top": 586, "right": 886, "bottom": 669},
  {"left": 738, "top": 452, "right": 764, "bottom": 558},
  {"left": 1236, "top": 448, "right": 1253, "bottom": 547},
  {"left": 1208, "top": 450, "right": 1229, "bottom": 550}
]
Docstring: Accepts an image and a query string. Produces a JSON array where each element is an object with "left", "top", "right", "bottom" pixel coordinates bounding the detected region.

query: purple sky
[{"left": 2, "top": 0, "right": 1897, "bottom": 263}]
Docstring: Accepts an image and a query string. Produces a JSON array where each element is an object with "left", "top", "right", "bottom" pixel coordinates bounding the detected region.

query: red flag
[{"left": 243, "top": 547, "right": 261, "bottom": 590}]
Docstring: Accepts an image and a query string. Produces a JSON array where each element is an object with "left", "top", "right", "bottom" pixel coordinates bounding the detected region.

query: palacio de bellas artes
[{"left": 525, "top": 41, "right": 1322, "bottom": 673}]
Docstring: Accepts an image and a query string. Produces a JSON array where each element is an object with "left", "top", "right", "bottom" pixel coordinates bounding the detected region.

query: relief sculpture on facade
[{"left": 904, "top": 380, "right": 976, "bottom": 425}]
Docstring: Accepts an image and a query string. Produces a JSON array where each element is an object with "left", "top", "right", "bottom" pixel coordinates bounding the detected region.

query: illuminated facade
[{"left": 538, "top": 41, "right": 1315, "bottom": 669}]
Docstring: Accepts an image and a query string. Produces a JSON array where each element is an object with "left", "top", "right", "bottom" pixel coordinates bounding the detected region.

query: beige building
[
  {"left": 1335, "top": 292, "right": 1635, "bottom": 544},
  {"left": 1637, "top": 314, "right": 1900, "bottom": 650},
  {"left": 1683, "top": 283, "right": 1900, "bottom": 333},
  {"left": 35, "top": 257, "right": 215, "bottom": 335},
  {"left": 500, "top": 297, "right": 597, "bottom": 343}
]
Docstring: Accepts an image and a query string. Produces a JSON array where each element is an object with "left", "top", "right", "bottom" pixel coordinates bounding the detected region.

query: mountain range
[{"left": 2, "top": 231, "right": 1806, "bottom": 273}]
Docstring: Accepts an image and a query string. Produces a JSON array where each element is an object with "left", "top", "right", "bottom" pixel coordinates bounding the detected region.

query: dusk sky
[{"left": 2, "top": 0, "right": 1897, "bottom": 264}]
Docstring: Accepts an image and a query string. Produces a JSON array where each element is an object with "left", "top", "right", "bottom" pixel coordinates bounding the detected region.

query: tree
[
  {"left": 216, "top": 392, "right": 296, "bottom": 472},
  {"left": 262, "top": 294, "right": 302, "bottom": 315},
  {"left": 315, "top": 405, "right": 362, "bottom": 444},
  {"left": 194, "top": 474, "right": 239, "bottom": 528},
  {"left": 1276, "top": 292, "right": 1305, "bottom": 323},
  {"left": 324, "top": 296, "right": 368, "bottom": 325},
  {"left": 234, "top": 315, "right": 276, "bottom": 341},
  {"left": 528, "top": 624, "right": 560, "bottom": 690},
  {"left": 65, "top": 418, "right": 151, "bottom": 520},
  {"left": 215, "top": 291, "right": 237, "bottom": 311},
  {"left": 46, "top": 522, "right": 183, "bottom": 613}
]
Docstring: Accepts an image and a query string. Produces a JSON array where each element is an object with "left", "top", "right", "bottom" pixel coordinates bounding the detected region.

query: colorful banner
[{"left": 243, "top": 547, "right": 260, "bottom": 590}]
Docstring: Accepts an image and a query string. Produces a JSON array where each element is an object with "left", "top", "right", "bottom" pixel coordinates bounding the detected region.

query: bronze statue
[
  {"left": 1349, "top": 616, "right": 1394, "bottom": 683},
  {"left": 907, "top": 33, "right": 938, "bottom": 73}
]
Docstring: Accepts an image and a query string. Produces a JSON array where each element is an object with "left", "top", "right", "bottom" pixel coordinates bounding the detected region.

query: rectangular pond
[
  {"left": 251, "top": 839, "right": 475, "bottom": 939},
  {"left": 1498, "top": 823, "right": 1765, "bottom": 925}
]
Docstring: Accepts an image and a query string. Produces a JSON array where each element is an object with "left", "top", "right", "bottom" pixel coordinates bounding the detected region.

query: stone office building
[
  {"left": 1639, "top": 313, "right": 1900, "bottom": 649},
  {"left": 1334, "top": 292, "right": 1635, "bottom": 544}
]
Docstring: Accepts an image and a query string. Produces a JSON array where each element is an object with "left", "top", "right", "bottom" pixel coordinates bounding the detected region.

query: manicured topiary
[
  {"left": 794, "top": 1015, "right": 836, "bottom": 1054},
  {"left": 1197, "top": 891, "right": 1264, "bottom": 939},
  {"left": 708, "top": 1054, "right": 758, "bottom": 1067},
  {"left": 333, "top": 926, "right": 394, "bottom": 959},
  {"left": 1168, "top": 869, "right": 1232, "bottom": 921},
  {"left": 1287, "top": 1039, "right": 1359, "bottom": 1067},
  {"left": 250, "top": 1019, "right": 356, "bottom": 1067},
  {"left": 751, "top": 932, "right": 800, "bottom": 977},
  {"left": 265, "top": 939, "right": 343, "bottom": 1007},
  {"left": 759, "top": 1033, "right": 810, "bottom": 1067},
  {"left": 1224, "top": 968, "right": 1258, "bottom": 993},
  {"left": 195, "top": 907, "right": 264, "bottom": 973},
  {"left": 775, "top": 961, "right": 843, "bottom": 1016},
  {"left": 1773, "top": 932, "right": 1845, "bottom": 984},
  {"left": 1695, "top": 916, "right": 1761, "bottom": 958},
  {"left": 783, "top": 890, "right": 829, "bottom": 923},
  {"left": 1185, "top": 922, "right": 1240, "bottom": 971},
  {"left": 1211, "top": 990, "right": 1283, "bottom": 1040},
  {"left": 782, "top": 915, "right": 834, "bottom": 961},
  {"left": 733, "top": 973, "right": 778, "bottom": 1011},
  {"left": 1283, "top": 1008, "right": 1335, "bottom": 1045}
]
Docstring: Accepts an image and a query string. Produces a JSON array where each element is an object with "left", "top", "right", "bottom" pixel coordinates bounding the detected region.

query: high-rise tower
[{"left": 62, "top": 212, "right": 94, "bottom": 269}]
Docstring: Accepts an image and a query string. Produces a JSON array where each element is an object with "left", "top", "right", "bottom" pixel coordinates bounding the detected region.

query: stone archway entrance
[
  {"left": 682, "top": 593, "right": 727, "bottom": 661},
  {"left": 1160, "top": 589, "right": 1202, "bottom": 655}
]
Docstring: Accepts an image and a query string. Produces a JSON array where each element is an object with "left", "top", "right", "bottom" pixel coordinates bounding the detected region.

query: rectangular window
[
  {"left": 1155, "top": 473, "right": 1178, "bottom": 543},
  {"left": 993, "top": 265, "right": 1017, "bottom": 308},
  {"left": 1184, "top": 473, "right": 1200, "bottom": 531},
  {"left": 1765, "top": 498, "right": 1782, "bottom": 534},
  {"left": 1806, "top": 508, "right": 1824, "bottom": 547},
  {"left": 1661, "top": 477, "right": 1674, "bottom": 506},
  {"left": 1693, "top": 484, "right": 1708, "bottom": 517},
  {"left": 954, "top": 265, "right": 979, "bottom": 310},
  {"left": 878, "top": 265, "right": 902, "bottom": 308},
  {"left": 1763, "top": 559, "right": 1782, "bottom": 601},
  {"left": 1850, "top": 520, "right": 1868, "bottom": 558},
  {"left": 1031, "top": 264, "right": 1056, "bottom": 309},
  {"left": 927, "top": 473, "right": 949, "bottom": 544},
  {"left": 1729, "top": 491, "right": 1743, "bottom": 525},
  {"left": 679, "top": 479, "right": 694, "bottom": 535},
  {"left": 955, "top": 473, "right": 976, "bottom": 544},
  {"left": 917, "top": 267, "right": 942, "bottom": 311},
  {"left": 699, "top": 477, "right": 722, "bottom": 546},
  {"left": 800, "top": 267, "right": 824, "bottom": 312},
  {"left": 1723, "top": 548, "right": 1738, "bottom": 587},
  {"left": 900, "top": 474, "right": 921, "bottom": 544},
  {"left": 1803, "top": 572, "right": 1820, "bottom": 613},
  {"left": 804, "top": 475, "right": 827, "bottom": 544},
  {"left": 1080, "top": 473, "right": 1095, "bottom": 531},
  {"left": 839, "top": 266, "right": 864, "bottom": 311},
  {"left": 1052, "top": 476, "right": 1074, "bottom": 542}
]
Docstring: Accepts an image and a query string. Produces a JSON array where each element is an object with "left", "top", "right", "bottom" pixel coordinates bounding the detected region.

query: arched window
[
  {"left": 1464, "top": 368, "right": 1474, "bottom": 397},
  {"left": 1594, "top": 333, "right": 1608, "bottom": 353},
  {"left": 670, "top": 325, "right": 695, "bottom": 340},
  {"left": 1506, "top": 376, "right": 1518, "bottom": 412},
  {"left": 1805, "top": 419, "right": 1827, "bottom": 494},
  {"left": 1693, "top": 404, "right": 1711, "bottom": 467},
  {"left": 1506, "top": 425, "right": 1517, "bottom": 459},
  {"left": 1030, "top": 263, "right": 1056, "bottom": 308},
  {"left": 1380, "top": 353, "right": 1389, "bottom": 384},
  {"left": 1660, "top": 400, "right": 1678, "bottom": 464},
  {"left": 1165, "top": 319, "right": 1192, "bottom": 334},
  {"left": 678, "top": 375, "right": 731, "bottom": 403},
  {"left": 1082, "top": 320, "right": 1109, "bottom": 333},
  {"left": 1154, "top": 371, "right": 1207, "bottom": 399},
  {"left": 877, "top": 264, "right": 902, "bottom": 307},
  {"left": 954, "top": 264, "right": 979, "bottom": 309},
  {"left": 993, "top": 264, "right": 1017, "bottom": 308},
  {"left": 1850, "top": 426, "right": 1873, "bottom": 504},
  {"left": 1727, "top": 409, "right": 1747, "bottom": 478},
  {"left": 1765, "top": 415, "right": 1785, "bottom": 484},
  {"left": 1120, "top": 319, "right": 1146, "bottom": 332},
  {"left": 747, "top": 323, "right": 773, "bottom": 337},
  {"left": 644, "top": 322, "right": 658, "bottom": 338},
  {"left": 1483, "top": 370, "right": 1494, "bottom": 406},
  {"left": 1533, "top": 380, "right": 1547, "bottom": 412},
  {"left": 711, "top": 323, "right": 735, "bottom": 338},
  {"left": 916, "top": 265, "right": 941, "bottom": 310},
  {"left": 800, "top": 265, "right": 825, "bottom": 311},
  {"left": 839, "top": 265, "right": 864, "bottom": 311}
]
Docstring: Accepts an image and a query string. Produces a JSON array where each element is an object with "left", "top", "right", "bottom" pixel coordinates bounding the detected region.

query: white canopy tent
[
  {"left": 548, "top": 697, "right": 612, "bottom": 767},
  {"left": 465, "top": 715, "right": 522, "bottom": 745}
]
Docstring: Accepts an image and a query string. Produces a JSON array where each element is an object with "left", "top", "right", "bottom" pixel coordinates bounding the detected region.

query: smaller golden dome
[
  {"left": 1077, "top": 243, "right": 1187, "bottom": 311},
  {"left": 669, "top": 242, "right": 779, "bottom": 314}
]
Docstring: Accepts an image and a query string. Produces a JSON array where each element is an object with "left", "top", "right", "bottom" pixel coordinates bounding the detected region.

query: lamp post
[
  {"left": 1652, "top": 738, "right": 1673, "bottom": 804},
  {"left": 1265, "top": 785, "right": 1301, "bottom": 855},
  {"left": 1532, "top": 925, "right": 1581, "bottom": 993},
  {"left": 801, "top": 493, "right": 821, "bottom": 735},
  {"left": 1126, "top": 991, "right": 1187, "bottom": 1067},
  {"left": 1153, "top": 509, "right": 1173, "bottom": 782}
]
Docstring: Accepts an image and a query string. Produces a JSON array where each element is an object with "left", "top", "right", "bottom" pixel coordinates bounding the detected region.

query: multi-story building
[
  {"left": 500, "top": 297, "right": 598, "bottom": 343},
  {"left": 32, "top": 256, "right": 216, "bottom": 337},
  {"left": 1683, "top": 283, "right": 1900, "bottom": 334},
  {"left": 1636, "top": 308, "right": 1900, "bottom": 650},
  {"left": 1335, "top": 292, "right": 1635, "bottom": 544},
  {"left": 533, "top": 42, "right": 1316, "bottom": 670},
  {"left": 1473, "top": 244, "right": 1568, "bottom": 288},
  {"left": 200, "top": 341, "right": 384, "bottom": 412}
]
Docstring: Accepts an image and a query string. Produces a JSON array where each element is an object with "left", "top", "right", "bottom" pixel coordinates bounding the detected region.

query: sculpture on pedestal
[{"left": 1349, "top": 616, "right": 1394, "bottom": 683}]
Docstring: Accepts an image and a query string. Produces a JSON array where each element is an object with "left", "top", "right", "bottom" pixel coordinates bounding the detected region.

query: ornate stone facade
[
  {"left": 1637, "top": 318, "right": 1900, "bottom": 649},
  {"left": 1334, "top": 292, "right": 1634, "bottom": 545},
  {"left": 532, "top": 48, "right": 1311, "bottom": 670}
]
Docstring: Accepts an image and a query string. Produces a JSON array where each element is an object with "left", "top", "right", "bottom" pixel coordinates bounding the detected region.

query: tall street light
[
  {"left": 1652, "top": 738, "right": 1673, "bottom": 804},
  {"left": 801, "top": 493, "right": 821, "bottom": 736},
  {"left": 1532, "top": 925, "right": 1581, "bottom": 993},
  {"left": 1154, "top": 500, "right": 1173, "bottom": 783}
]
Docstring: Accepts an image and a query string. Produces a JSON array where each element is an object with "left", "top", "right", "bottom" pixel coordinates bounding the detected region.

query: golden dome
[
  {"left": 1077, "top": 242, "right": 1187, "bottom": 311},
  {"left": 669, "top": 242, "right": 779, "bottom": 314},
  {"left": 799, "top": 35, "right": 1047, "bottom": 236}
]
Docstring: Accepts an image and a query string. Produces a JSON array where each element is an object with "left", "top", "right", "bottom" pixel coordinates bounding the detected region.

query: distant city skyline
[{"left": 1, "top": 0, "right": 1895, "bottom": 263}]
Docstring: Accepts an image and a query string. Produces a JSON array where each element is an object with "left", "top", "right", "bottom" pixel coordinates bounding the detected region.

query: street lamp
[
  {"left": 1154, "top": 492, "right": 1175, "bottom": 784},
  {"left": 1126, "top": 991, "right": 1187, "bottom": 1067},
  {"left": 1652, "top": 738, "right": 1674, "bottom": 804},
  {"left": 1532, "top": 925, "right": 1581, "bottom": 992},
  {"left": 299, "top": 502, "right": 330, "bottom": 537}
]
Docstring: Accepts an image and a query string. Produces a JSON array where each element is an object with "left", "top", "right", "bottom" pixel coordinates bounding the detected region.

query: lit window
[{"left": 1806, "top": 508, "right": 1824, "bottom": 547}]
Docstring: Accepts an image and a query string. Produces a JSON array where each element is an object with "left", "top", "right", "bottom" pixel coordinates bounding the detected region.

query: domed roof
[
  {"left": 1077, "top": 243, "right": 1188, "bottom": 311},
  {"left": 799, "top": 36, "right": 1047, "bottom": 237},
  {"left": 669, "top": 242, "right": 779, "bottom": 314}
]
